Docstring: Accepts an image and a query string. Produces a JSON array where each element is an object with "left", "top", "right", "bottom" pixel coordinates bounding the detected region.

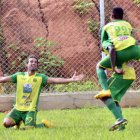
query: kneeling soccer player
[{"left": 1, "top": 55, "right": 84, "bottom": 129}]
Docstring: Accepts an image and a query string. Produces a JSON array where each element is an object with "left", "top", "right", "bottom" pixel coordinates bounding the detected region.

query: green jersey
[
  {"left": 11, "top": 72, "right": 48, "bottom": 111},
  {"left": 101, "top": 20, "right": 136, "bottom": 51}
]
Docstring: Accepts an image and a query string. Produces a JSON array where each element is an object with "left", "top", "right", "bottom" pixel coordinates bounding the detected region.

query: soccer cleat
[
  {"left": 14, "top": 120, "right": 23, "bottom": 129},
  {"left": 109, "top": 119, "right": 128, "bottom": 131},
  {"left": 42, "top": 119, "right": 54, "bottom": 128},
  {"left": 94, "top": 89, "right": 111, "bottom": 99}
]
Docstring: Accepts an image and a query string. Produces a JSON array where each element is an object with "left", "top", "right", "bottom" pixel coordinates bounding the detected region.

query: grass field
[{"left": 0, "top": 106, "right": 139, "bottom": 140}]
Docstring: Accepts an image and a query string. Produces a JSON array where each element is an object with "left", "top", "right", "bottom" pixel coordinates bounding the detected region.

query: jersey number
[{"left": 114, "top": 26, "right": 130, "bottom": 37}]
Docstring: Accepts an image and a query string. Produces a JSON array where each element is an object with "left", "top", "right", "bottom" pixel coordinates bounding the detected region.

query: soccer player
[
  {"left": 1, "top": 55, "right": 84, "bottom": 129},
  {"left": 99, "top": 62, "right": 135, "bottom": 131},
  {"left": 94, "top": 7, "right": 140, "bottom": 99}
]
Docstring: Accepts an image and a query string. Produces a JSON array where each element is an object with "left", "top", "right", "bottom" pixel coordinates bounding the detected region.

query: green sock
[
  {"left": 104, "top": 99, "right": 123, "bottom": 120},
  {"left": 35, "top": 123, "right": 45, "bottom": 128},
  {"left": 96, "top": 68, "right": 108, "bottom": 90},
  {"left": 116, "top": 105, "right": 122, "bottom": 116},
  {"left": 115, "top": 103, "right": 126, "bottom": 130},
  {"left": 118, "top": 126, "right": 125, "bottom": 130}
]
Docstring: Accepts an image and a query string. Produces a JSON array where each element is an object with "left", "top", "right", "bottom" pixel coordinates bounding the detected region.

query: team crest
[{"left": 33, "top": 78, "right": 37, "bottom": 82}]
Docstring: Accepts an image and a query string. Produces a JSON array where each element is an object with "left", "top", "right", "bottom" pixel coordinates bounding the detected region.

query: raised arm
[
  {"left": 0, "top": 76, "right": 12, "bottom": 83},
  {"left": 47, "top": 72, "right": 84, "bottom": 84}
]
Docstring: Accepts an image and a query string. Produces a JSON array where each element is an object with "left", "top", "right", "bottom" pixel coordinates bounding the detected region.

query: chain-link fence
[{"left": 0, "top": 0, "right": 140, "bottom": 94}]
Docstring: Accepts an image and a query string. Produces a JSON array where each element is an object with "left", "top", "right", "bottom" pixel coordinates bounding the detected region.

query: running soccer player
[
  {"left": 1, "top": 55, "right": 84, "bottom": 129},
  {"left": 100, "top": 62, "right": 135, "bottom": 131},
  {"left": 94, "top": 7, "right": 140, "bottom": 99}
]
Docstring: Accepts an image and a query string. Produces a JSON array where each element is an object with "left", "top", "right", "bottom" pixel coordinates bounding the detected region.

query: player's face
[{"left": 27, "top": 58, "right": 38, "bottom": 71}]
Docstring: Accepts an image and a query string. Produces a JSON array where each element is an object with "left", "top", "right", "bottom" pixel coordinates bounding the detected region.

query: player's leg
[
  {"left": 108, "top": 100, "right": 128, "bottom": 131},
  {"left": 35, "top": 120, "right": 54, "bottom": 128},
  {"left": 14, "top": 120, "right": 23, "bottom": 129},
  {"left": 94, "top": 57, "right": 112, "bottom": 99},
  {"left": 100, "top": 77, "right": 126, "bottom": 131},
  {"left": 101, "top": 97, "right": 123, "bottom": 120},
  {"left": 5, "top": 108, "right": 23, "bottom": 129},
  {"left": 96, "top": 66, "right": 110, "bottom": 91},
  {"left": 115, "top": 102, "right": 123, "bottom": 118},
  {"left": 95, "top": 45, "right": 139, "bottom": 99},
  {"left": 115, "top": 102, "right": 125, "bottom": 131},
  {"left": 108, "top": 78, "right": 133, "bottom": 131},
  {"left": 3, "top": 108, "right": 22, "bottom": 128},
  {"left": 23, "top": 111, "right": 36, "bottom": 129},
  {"left": 23, "top": 111, "right": 54, "bottom": 129},
  {"left": 116, "top": 45, "right": 140, "bottom": 64},
  {"left": 137, "top": 45, "right": 140, "bottom": 61},
  {"left": 3, "top": 118, "right": 15, "bottom": 128},
  {"left": 100, "top": 96, "right": 127, "bottom": 131},
  {"left": 35, "top": 112, "right": 54, "bottom": 128}
]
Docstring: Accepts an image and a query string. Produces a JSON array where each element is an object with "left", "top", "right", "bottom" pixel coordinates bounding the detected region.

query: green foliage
[
  {"left": 73, "top": 0, "right": 94, "bottom": 15},
  {"left": 6, "top": 44, "right": 28, "bottom": 73},
  {"left": 6, "top": 38, "right": 65, "bottom": 77},
  {"left": 133, "top": 0, "right": 140, "bottom": 6},
  {"left": 53, "top": 80, "right": 99, "bottom": 92},
  {"left": 2, "top": 38, "right": 65, "bottom": 94},
  {"left": 34, "top": 38, "right": 65, "bottom": 76},
  {"left": 73, "top": 1, "right": 99, "bottom": 37},
  {"left": 87, "top": 19, "right": 99, "bottom": 36}
]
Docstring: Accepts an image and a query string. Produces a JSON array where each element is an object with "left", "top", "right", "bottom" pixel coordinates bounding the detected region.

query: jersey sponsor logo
[
  {"left": 20, "top": 100, "right": 32, "bottom": 106},
  {"left": 22, "top": 96, "right": 28, "bottom": 99},
  {"left": 24, "top": 100, "right": 32, "bottom": 106},
  {"left": 117, "top": 36, "right": 128, "bottom": 41},
  {"left": 23, "top": 84, "right": 33, "bottom": 93}
]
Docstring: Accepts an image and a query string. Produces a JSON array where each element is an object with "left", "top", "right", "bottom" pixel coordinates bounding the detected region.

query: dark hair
[
  {"left": 112, "top": 7, "right": 124, "bottom": 19},
  {"left": 27, "top": 55, "right": 38, "bottom": 64}
]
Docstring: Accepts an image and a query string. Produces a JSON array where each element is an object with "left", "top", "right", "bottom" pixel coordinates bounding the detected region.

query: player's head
[
  {"left": 26, "top": 55, "right": 38, "bottom": 72},
  {"left": 111, "top": 7, "right": 124, "bottom": 20}
]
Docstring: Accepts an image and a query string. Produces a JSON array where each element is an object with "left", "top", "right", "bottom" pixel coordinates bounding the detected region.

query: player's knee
[
  {"left": 3, "top": 118, "right": 15, "bottom": 128},
  {"left": 3, "top": 121, "right": 11, "bottom": 128}
]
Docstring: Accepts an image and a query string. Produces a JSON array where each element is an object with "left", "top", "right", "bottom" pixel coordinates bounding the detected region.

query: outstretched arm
[
  {"left": 0, "top": 76, "right": 12, "bottom": 83},
  {"left": 47, "top": 72, "right": 85, "bottom": 84}
]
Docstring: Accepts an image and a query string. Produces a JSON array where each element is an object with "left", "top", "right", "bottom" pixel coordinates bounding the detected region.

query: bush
[
  {"left": 73, "top": 0, "right": 94, "bottom": 15},
  {"left": 133, "top": 0, "right": 140, "bottom": 6},
  {"left": 53, "top": 80, "right": 99, "bottom": 92}
]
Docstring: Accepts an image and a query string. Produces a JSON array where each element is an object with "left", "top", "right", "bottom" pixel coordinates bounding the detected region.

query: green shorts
[
  {"left": 108, "top": 77, "right": 134, "bottom": 102},
  {"left": 99, "top": 45, "right": 140, "bottom": 69},
  {"left": 6, "top": 108, "right": 37, "bottom": 127}
]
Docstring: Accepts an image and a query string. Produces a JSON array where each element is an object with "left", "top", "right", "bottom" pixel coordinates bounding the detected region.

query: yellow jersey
[
  {"left": 11, "top": 72, "right": 48, "bottom": 111},
  {"left": 101, "top": 20, "right": 136, "bottom": 51}
]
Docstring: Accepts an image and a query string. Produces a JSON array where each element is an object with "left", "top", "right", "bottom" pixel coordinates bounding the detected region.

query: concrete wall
[{"left": 0, "top": 90, "right": 140, "bottom": 112}]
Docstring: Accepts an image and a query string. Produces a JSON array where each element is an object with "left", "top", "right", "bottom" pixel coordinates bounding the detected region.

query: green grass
[{"left": 0, "top": 107, "right": 140, "bottom": 140}]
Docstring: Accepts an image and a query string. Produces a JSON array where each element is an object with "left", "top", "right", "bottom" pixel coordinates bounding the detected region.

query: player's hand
[
  {"left": 114, "top": 68, "right": 123, "bottom": 74},
  {"left": 72, "top": 71, "right": 85, "bottom": 81}
]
